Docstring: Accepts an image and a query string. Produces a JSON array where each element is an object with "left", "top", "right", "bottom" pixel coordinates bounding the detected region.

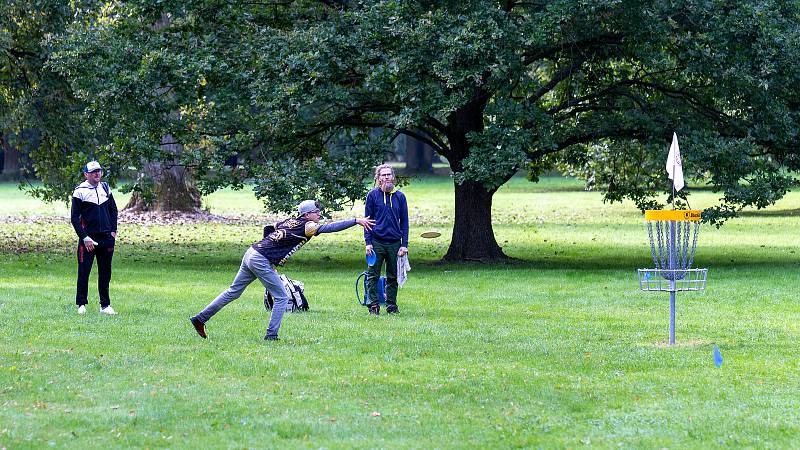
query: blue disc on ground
[{"left": 366, "top": 252, "right": 377, "bottom": 267}]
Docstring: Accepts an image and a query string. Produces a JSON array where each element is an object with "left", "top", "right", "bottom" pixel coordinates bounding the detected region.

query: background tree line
[{"left": 2, "top": 0, "right": 798, "bottom": 261}]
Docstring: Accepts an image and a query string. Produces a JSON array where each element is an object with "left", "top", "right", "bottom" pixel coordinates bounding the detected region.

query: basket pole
[
  {"left": 669, "top": 220, "right": 677, "bottom": 345},
  {"left": 669, "top": 290, "right": 676, "bottom": 345}
]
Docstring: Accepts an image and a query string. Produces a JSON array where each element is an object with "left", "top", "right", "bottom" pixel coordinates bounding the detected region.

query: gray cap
[{"left": 297, "top": 200, "right": 320, "bottom": 215}]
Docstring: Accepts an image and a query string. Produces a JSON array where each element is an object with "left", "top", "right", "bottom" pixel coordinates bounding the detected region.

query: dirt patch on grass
[
  {"left": 0, "top": 211, "right": 279, "bottom": 226},
  {"left": 651, "top": 339, "right": 711, "bottom": 348},
  {"left": 117, "top": 210, "right": 271, "bottom": 225}
]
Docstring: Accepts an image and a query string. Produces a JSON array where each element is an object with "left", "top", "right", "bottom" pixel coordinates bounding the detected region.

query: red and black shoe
[{"left": 189, "top": 316, "right": 207, "bottom": 339}]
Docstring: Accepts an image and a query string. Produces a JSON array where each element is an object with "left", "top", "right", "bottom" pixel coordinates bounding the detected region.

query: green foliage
[
  {"left": 4, "top": 1, "right": 800, "bottom": 250},
  {"left": 0, "top": 1, "right": 109, "bottom": 197},
  {"left": 42, "top": 0, "right": 388, "bottom": 211},
  {"left": 549, "top": 1, "right": 800, "bottom": 221},
  {"left": 54, "top": 2, "right": 800, "bottom": 209}
]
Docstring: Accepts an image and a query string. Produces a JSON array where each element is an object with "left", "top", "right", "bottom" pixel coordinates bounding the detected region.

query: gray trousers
[{"left": 194, "top": 247, "right": 289, "bottom": 338}]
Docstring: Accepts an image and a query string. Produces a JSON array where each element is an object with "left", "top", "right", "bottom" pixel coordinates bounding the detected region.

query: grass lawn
[{"left": 1, "top": 176, "right": 799, "bottom": 448}]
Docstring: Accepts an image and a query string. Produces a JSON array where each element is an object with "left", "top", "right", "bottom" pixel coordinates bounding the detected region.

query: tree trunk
[
  {"left": 1, "top": 133, "right": 21, "bottom": 179},
  {"left": 124, "top": 137, "right": 202, "bottom": 212},
  {"left": 403, "top": 135, "right": 434, "bottom": 174},
  {"left": 439, "top": 93, "right": 508, "bottom": 262},
  {"left": 442, "top": 179, "right": 507, "bottom": 262},
  {"left": 125, "top": 162, "right": 202, "bottom": 212}
]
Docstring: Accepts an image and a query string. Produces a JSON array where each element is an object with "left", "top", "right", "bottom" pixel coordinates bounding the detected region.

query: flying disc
[
  {"left": 366, "top": 252, "right": 377, "bottom": 266},
  {"left": 420, "top": 231, "right": 441, "bottom": 239}
]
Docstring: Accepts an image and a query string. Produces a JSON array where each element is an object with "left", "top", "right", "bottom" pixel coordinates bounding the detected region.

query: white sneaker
[
  {"left": 100, "top": 306, "right": 117, "bottom": 315},
  {"left": 78, "top": 305, "right": 86, "bottom": 315}
]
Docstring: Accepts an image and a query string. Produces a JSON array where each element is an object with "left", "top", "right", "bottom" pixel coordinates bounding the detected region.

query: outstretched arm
[{"left": 316, "top": 217, "right": 374, "bottom": 235}]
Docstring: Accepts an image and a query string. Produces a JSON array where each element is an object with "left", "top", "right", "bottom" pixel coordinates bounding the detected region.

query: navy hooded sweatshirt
[{"left": 363, "top": 187, "right": 409, "bottom": 247}]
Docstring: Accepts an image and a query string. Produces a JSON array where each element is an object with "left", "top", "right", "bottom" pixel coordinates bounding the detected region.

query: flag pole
[
  {"left": 670, "top": 132, "right": 675, "bottom": 211},
  {"left": 672, "top": 180, "right": 675, "bottom": 210},
  {"left": 666, "top": 132, "right": 682, "bottom": 210}
]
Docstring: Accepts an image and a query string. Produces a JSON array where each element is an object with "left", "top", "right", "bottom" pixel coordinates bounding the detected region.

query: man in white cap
[
  {"left": 190, "top": 200, "right": 374, "bottom": 341},
  {"left": 70, "top": 160, "right": 119, "bottom": 315}
]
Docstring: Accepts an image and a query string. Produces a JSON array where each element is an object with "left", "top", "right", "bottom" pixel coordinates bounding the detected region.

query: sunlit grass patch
[{"left": 1, "top": 176, "right": 799, "bottom": 448}]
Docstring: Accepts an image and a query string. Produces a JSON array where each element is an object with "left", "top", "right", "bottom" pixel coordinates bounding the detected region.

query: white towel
[{"left": 397, "top": 254, "right": 411, "bottom": 288}]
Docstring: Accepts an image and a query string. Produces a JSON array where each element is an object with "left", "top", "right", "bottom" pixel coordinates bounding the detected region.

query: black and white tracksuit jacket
[{"left": 70, "top": 181, "right": 118, "bottom": 241}]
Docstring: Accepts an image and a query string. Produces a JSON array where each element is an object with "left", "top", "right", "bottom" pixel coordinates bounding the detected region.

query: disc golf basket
[{"left": 638, "top": 210, "right": 708, "bottom": 345}]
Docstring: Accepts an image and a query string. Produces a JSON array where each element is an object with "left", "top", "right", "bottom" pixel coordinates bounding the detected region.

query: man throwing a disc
[
  {"left": 190, "top": 200, "right": 373, "bottom": 340},
  {"left": 364, "top": 164, "right": 409, "bottom": 315}
]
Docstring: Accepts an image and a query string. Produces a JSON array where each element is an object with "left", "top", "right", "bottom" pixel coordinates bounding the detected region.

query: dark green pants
[{"left": 366, "top": 240, "right": 400, "bottom": 306}]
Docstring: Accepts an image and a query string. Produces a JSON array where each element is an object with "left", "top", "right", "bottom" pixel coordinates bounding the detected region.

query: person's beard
[{"left": 381, "top": 181, "right": 394, "bottom": 193}]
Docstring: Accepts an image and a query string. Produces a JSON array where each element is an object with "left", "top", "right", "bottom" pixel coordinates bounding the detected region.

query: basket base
[{"left": 638, "top": 268, "right": 707, "bottom": 292}]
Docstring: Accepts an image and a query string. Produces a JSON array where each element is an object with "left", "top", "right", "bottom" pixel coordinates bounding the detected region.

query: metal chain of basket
[{"left": 647, "top": 220, "right": 699, "bottom": 281}]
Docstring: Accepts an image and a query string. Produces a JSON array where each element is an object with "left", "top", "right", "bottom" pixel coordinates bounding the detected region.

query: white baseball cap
[{"left": 83, "top": 161, "right": 103, "bottom": 173}]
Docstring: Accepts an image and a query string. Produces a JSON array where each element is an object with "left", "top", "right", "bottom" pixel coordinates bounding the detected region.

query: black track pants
[{"left": 75, "top": 235, "right": 115, "bottom": 307}]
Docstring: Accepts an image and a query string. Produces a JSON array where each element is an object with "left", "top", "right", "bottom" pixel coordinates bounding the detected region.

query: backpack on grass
[{"left": 264, "top": 274, "right": 309, "bottom": 313}]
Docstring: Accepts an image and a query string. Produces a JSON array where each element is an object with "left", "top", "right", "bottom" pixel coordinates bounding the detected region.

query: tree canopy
[
  {"left": 1, "top": 0, "right": 104, "bottom": 193},
  {"left": 6, "top": 0, "right": 800, "bottom": 260}
]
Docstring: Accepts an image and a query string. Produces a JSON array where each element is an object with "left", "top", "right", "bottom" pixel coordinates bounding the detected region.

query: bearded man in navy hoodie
[
  {"left": 70, "top": 161, "right": 119, "bottom": 315},
  {"left": 364, "top": 163, "right": 409, "bottom": 315}
]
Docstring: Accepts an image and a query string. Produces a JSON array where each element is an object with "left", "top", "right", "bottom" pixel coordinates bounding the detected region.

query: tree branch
[
  {"left": 528, "top": 57, "right": 587, "bottom": 104},
  {"left": 529, "top": 128, "right": 649, "bottom": 159},
  {"left": 521, "top": 33, "right": 622, "bottom": 66},
  {"left": 395, "top": 128, "right": 447, "bottom": 155}
]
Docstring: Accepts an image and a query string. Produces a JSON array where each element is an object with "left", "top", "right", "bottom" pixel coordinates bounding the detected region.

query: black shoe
[
  {"left": 264, "top": 335, "right": 280, "bottom": 341},
  {"left": 368, "top": 304, "right": 380, "bottom": 316},
  {"left": 386, "top": 305, "right": 399, "bottom": 314},
  {"left": 190, "top": 317, "right": 207, "bottom": 339}
]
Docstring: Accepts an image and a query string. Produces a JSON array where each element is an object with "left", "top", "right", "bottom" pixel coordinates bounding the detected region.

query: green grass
[{"left": 1, "top": 176, "right": 800, "bottom": 448}]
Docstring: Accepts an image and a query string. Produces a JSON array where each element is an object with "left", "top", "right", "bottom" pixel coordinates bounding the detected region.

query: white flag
[{"left": 666, "top": 132, "right": 684, "bottom": 191}]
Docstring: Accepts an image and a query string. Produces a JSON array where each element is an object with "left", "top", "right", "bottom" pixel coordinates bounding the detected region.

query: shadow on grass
[
  {"left": 403, "top": 253, "right": 800, "bottom": 272},
  {"left": 162, "top": 244, "right": 799, "bottom": 274},
  {"left": 739, "top": 208, "right": 800, "bottom": 217},
  {"left": 3, "top": 241, "right": 797, "bottom": 275},
  {"left": 501, "top": 184, "right": 589, "bottom": 194}
]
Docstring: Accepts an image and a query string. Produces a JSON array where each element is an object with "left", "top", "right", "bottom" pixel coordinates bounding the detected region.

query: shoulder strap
[
  {"left": 263, "top": 223, "right": 276, "bottom": 238},
  {"left": 101, "top": 182, "right": 110, "bottom": 196}
]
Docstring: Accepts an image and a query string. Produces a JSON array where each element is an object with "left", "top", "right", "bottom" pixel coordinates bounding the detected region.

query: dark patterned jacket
[{"left": 252, "top": 216, "right": 357, "bottom": 266}]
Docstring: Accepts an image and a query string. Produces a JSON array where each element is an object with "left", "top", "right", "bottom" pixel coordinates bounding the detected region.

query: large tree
[
  {"left": 0, "top": 0, "right": 97, "bottom": 194},
  {"left": 50, "top": 0, "right": 800, "bottom": 260},
  {"left": 1, "top": 0, "right": 205, "bottom": 210},
  {"left": 49, "top": 1, "right": 382, "bottom": 212}
]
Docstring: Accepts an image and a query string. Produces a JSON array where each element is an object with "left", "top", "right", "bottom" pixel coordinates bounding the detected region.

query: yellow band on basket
[{"left": 644, "top": 210, "right": 702, "bottom": 221}]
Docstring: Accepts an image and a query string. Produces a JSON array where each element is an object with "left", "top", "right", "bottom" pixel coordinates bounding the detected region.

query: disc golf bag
[{"left": 264, "top": 274, "right": 309, "bottom": 312}]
